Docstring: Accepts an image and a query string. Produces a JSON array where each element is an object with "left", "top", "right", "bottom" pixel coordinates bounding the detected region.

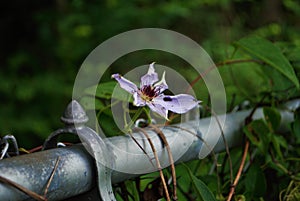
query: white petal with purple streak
[
  {"left": 154, "top": 71, "right": 168, "bottom": 93},
  {"left": 140, "top": 62, "right": 158, "bottom": 87},
  {"left": 112, "top": 74, "right": 138, "bottom": 94},
  {"left": 133, "top": 92, "right": 146, "bottom": 106},
  {"left": 153, "top": 94, "right": 200, "bottom": 114},
  {"left": 147, "top": 103, "right": 168, "bottom": 120}
]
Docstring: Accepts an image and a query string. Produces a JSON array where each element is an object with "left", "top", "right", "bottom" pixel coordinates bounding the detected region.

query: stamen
[{"left": 141, "top": 85, "right": 159, "bottom": 101}]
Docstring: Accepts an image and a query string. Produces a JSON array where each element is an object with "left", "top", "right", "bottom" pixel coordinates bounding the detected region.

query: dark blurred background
[{"left": 1, "top": 0, "right": 299, "bottom": 148}]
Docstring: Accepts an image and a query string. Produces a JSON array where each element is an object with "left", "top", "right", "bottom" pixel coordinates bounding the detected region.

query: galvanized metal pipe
[
  {"left": 0, "top": 145, "right": 95, "bottom": 201},
  {"left": 0, "top": 99, "right": 299, "bottom": 201}
]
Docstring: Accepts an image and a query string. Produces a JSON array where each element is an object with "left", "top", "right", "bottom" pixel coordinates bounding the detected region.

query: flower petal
[
  {"left": 133, "top": 92, "right": 146, "bottom": 106},
  {"left": 154, "top": 71, "right": 168, "bottom": 93},
  {"left": 153, "top": 94, "right": 201, "bottom": 114},
  {"left": 147, "top": 102, "right": 168, "bottom": 119},
  {"left": 112, "top": 74, "right": 138, "bottom": 94},
  {"left": 140, "top": 62, "right": 158, "bottom": 87}
]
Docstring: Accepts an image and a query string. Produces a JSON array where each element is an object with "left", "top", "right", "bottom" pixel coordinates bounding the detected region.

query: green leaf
[
  {"left": 262, "top": 64, "right": 297, "bottom": 94},
  {"left": 84, "top": 82, "right": 132, "bottom": 102},
  {"left": 182, "top": 163, "right": 217, "bottom": 201},
  {"left": 98, "top": 112, "right": 122, "bottom": 137},
  {"left": 291, "top": 108, "right": 300, "bottom": 144},
  {"left": 243, "top": 119, "right": 271, "bottom": 154},
  {"left": 245, "top": 163, "right": 267, "bottom": 198},
  {"left": 80, "top": 96, "right": 105, "bottom": 110},
  {"left": 263, "top": 107, "right": 281, "bottom": 131},
  {"left": 223, "top": 60, "right": 270, "bottom": 101},
  {"left": 271, "top": 135, "right": 287, "bottom": 160},
  {"left": 286, "top": 46, "right": 300, "bottom": 63},
  {"left": 235, "top": 36, "right": 299, "bottom": 88},
  {"left": 84, "top": 82, "right": 116, "bottom": 99},
  {"left": 124, "top": 180, "right": 140, "bottom": 201},
  {"left": 234, "top": 195, "right": 246, "bottom": 201}
]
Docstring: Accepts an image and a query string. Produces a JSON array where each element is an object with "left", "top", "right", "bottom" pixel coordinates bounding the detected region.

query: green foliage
[
  {"left": 234, "top": 36, "right": 299, "bottom": 88},
  {"left": 110, "top": 32, "right": 300, "bottom": 199},
  {"left": 1, "top": 0, "right": 300, "bottom": 200},
  {"left": 244, "top": 119, "right": 271, "bottom": 155},
  {"left": 291, "top": 108, "right": 300, "bottom": 144},
  {"left": 84, "top": 82, "right": 132, "bottom": 102},
  {"left": 244, "top": 162, "right": 267, "bottom": 199},
  {"left": 263, "top": 107, "right": 281, "bottom": 131},
  {"left": 183, "top": 163, "right": 217, "bottom": 201}
]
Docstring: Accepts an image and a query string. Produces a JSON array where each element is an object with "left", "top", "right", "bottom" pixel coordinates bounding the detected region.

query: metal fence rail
[{"left": 0, "top": 99, "right": 299, "bottom": 201}]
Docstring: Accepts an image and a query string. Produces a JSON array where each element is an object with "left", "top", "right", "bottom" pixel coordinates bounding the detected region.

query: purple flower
[{"left": 112, "top": 63, "right": 201, "bottom": 120}]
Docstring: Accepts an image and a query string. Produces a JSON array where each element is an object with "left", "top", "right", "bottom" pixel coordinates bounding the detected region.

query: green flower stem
[
  {"left": 143, "top": 107, "right": 152, "bottom": 124},
  {"left": 124, "top": 107, "right": 144, "bottom": 132},
  {"left": 124, "top": 106, "right": 153, "bottom": 133},
  {"left": 95, "top": 100, "right": 120, "bottom": 134}
]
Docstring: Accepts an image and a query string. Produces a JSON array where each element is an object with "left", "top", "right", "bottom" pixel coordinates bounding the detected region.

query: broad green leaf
[
  {"left": 124, "top": 180, "right": 140, "bottom": 201},
  {"left": 84, "top": 82, "right": 116, "bottom": 99},
  {"left": 292, "top": 119, "right": 300, "bottom": 144},
  {"left": 235, "top": 36, "right": 299, "bottom": 88},
  {"left": 183, "top": 163, "right": 217, "bottom": 201},
  {"left": 222, "top": 60, "right": 270, "bottom": 101},
  {"left": 243, "top": 119, "right": 271, "bottom": 154},
  {"left": 80, "top": 96, "right": 105, "bottom": 110},
  {"left": 286, "top": 46, "right": 300, "bottom": 63},
  {"left": 99, "top": 112, "right": 122, "bottom": 137},
  {"left": 263, "top": 65, "right": 296, "bottom": 94},
  {"left": 263, "top": 107, "right": 281, "bottom": 131},
  {"left": 245, "top": 163, "right": 267, "bottom": 198},
  {"left": 271, "top": 135, "right": 287, "bottom": 160},
  {"left": 84, "top": 82, "right": 132, "bottom": 102}
]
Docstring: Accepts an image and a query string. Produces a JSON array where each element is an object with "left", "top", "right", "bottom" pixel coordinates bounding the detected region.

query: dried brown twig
[
  {"left": 226, "top": 99, "right": 262, "bottom": 201},
  {"left": 149, "top": 124, "right": 177, "bottom": 201},
  {"left": 0, "top": 175, "right": 46, "bottom": 201},
  {"left": 43, "top": 156, "right": 61, "bottom": 197},
  {"left": 226, "top": 140, "right": 249, "bottom": 201},
  {"left": 0, "top": 156, "right": 61, "bottom": 201},
  {"left": 135, "top": 127, "right": 171, "bottom": 201},
  {"left": 129, "top": 130, "right": 156, "bottom": 169}
]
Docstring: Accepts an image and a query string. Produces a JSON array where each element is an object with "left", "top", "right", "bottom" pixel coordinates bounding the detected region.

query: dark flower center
[{"left": 140, "top": 85, "right": 159, "bottom": 101}]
